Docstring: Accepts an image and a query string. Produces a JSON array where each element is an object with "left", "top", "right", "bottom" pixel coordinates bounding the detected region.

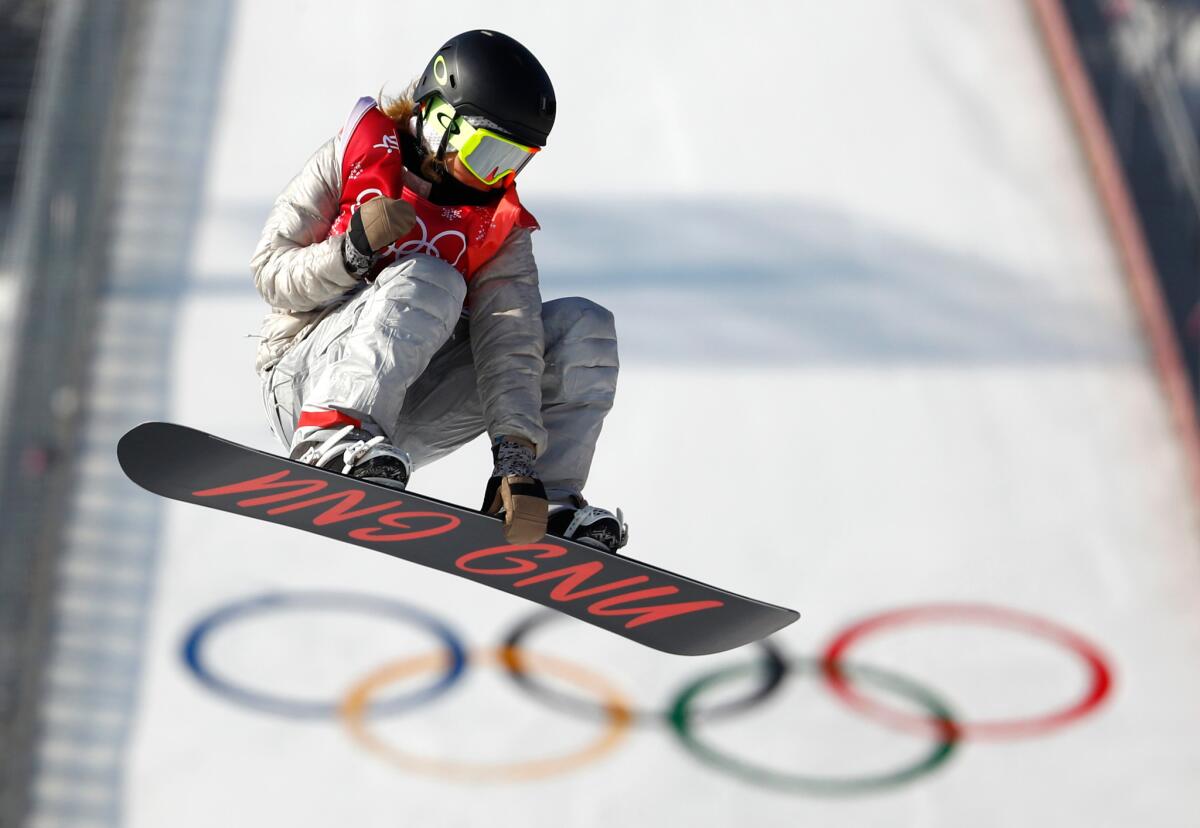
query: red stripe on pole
[{"left": 1028, "top": 0, "right": 1200, "bottom": 506}]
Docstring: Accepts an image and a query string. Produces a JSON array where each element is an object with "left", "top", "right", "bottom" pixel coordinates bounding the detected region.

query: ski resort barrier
[
  {"left": 0, "top": 0, "right": 234, "bottom": 825},
  {"left": 1030, "top": 0, "right": 1200, "bottom": 504},
  {"left": 0, "top": 1, "right": 150, "bottom": 824}
]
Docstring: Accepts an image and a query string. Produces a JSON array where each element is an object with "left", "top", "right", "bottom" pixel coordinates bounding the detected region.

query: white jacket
[{"left": 250, "top": 130, "right": 548, "bottom": 452}]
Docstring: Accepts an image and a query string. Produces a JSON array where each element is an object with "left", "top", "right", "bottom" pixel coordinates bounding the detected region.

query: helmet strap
[
  {"left": 435, "top": 120, "right": 453, "bottom": 165},
  {"left": 414, "top": 99, "right": 453, "bottom": 180}
]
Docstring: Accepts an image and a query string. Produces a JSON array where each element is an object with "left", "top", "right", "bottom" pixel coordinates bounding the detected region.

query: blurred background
[{"left": 1, "top": 0, "right": 1199, "bottom": 825}]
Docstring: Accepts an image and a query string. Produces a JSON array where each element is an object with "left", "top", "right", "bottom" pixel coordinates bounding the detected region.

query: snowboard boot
[
  {"left": 547, "top": 504, "right": 629, "bottom": 555},
  {"left": 289, "top": 424, "right": 411, "bottom": 490}
]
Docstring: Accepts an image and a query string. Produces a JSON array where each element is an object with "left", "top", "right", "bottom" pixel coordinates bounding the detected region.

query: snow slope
[{"left": 39, "top": 1, "right": 1200, "bottom": 826}]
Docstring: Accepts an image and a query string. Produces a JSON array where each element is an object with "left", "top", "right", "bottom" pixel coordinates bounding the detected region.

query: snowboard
[{"left": 117, "top": 422, "right": 799, "bottom": 655}]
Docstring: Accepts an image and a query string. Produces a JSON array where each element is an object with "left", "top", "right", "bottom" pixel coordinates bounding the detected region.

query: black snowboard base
[{"left": 117, "top": 422, "right": 799, "bottom": 655}]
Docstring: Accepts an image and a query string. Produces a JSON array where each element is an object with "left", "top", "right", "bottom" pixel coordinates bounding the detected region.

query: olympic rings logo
[
  {"left": 181, "top": 592, "right": 1115, "bottom": 795},
  {"left": 350, "top": 188, "right": 469, "bottom": 269},
  {"left": 384, "top": 215, "right": 468, "bottom": 268}
]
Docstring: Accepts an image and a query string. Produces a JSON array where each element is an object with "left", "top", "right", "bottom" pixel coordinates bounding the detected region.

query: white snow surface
[{"left": 87, "top": 0, "right": 1200, "bottom": 826}]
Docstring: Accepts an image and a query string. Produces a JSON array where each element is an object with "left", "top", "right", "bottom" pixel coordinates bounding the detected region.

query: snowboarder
[{"left": 251, "top": 30, "right": 627, "bottom": 554}]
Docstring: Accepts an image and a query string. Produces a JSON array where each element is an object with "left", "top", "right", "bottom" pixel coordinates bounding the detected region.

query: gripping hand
[
  {"left": 481, "top": 436, "right": 548, "bottom": 544},
  {"left": 342, "top": 196, "right": 417, "bottom": 278}
]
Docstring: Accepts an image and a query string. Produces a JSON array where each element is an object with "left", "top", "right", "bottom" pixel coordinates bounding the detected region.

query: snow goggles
[{"left": 425, "top": 96, "right": 540, "bottom": 185}]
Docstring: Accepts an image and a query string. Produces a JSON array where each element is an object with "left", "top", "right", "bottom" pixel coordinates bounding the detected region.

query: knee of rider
[
  {"left": 543, "top": 297, "right": 619, "bottom": 400},
  {"left": 544, "top": 296, "right": 618, "bottom": 352},
  {"left": 374, "top": 256, "right": 467, "bottom": 315}
]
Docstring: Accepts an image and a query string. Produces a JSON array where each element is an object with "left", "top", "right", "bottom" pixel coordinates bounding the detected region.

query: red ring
[{"left": 821, "top": 604, "right": 1113, "bottom": 740}]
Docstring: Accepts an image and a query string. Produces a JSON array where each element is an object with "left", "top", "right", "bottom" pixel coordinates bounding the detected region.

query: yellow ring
[
  {"left": 433, "top": 55, "right": 449, "bottom": 85},
  {"left": 339, "top": 647, "right": 633, "bottom": 782}
]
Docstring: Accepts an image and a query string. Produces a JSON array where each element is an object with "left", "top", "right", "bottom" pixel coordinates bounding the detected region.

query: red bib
[{"left": 328, "top": 98, "right": 537, "bottom": 281}]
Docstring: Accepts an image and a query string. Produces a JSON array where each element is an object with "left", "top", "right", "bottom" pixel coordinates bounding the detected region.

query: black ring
[{"left": 501, "top": 610, "right": 788, "bottom": 727}]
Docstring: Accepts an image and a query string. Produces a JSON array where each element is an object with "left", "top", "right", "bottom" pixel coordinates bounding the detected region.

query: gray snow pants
[{"left": 260, "top": 256, "right": 619, "bottom": 505}]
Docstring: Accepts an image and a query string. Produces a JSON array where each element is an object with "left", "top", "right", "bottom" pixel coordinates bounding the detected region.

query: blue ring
[{"left": 182, "top": 591, "right": 467, "bottom": 719}]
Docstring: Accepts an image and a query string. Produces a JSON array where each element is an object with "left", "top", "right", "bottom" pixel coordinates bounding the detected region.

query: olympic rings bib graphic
[
  {"left": 348, "top": 189, "right": 469, "bottom": 271},
  {"left": 179, "top": 593, "right": 1115, "bottom": 795},
  {"left": 383, "top": 214, "right": 468, "bottom": 269}
]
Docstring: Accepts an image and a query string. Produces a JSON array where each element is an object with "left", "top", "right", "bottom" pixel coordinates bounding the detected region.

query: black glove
[
  {"left": 341, "top": 196, "right": 417, "bottom": 279},
  {"left": 481, "top": 436, "right": 548, "bottom": 544}
]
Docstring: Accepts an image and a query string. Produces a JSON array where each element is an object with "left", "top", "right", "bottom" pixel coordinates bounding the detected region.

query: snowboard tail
[{"left": 117, "top": 422, "right": 799, "bottom": 655}]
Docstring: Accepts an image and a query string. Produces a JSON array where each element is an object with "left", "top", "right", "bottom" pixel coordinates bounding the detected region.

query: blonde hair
[
  {"left": 379, "top": 80, "right": 445, "bottom": 182},
  {"left": 379, "top": 79, "right": 419, "bottom": 123}
]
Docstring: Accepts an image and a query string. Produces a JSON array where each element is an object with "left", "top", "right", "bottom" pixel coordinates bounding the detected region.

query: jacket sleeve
[
  {"left": 250, "top": 137, "right": 361, "bottom": 312},
  {"left": 467, "top": 226, "right": 549, "bottom": 456}
]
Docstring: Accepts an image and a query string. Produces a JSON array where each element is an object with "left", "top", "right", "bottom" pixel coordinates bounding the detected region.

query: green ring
[{"left": 668, "top": 657, "right": 959, "bottom": 796}]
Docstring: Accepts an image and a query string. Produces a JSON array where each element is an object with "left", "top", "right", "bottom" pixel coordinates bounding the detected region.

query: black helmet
[{"left": 413, "top": 30, "right": 556, "bottom": 147}]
